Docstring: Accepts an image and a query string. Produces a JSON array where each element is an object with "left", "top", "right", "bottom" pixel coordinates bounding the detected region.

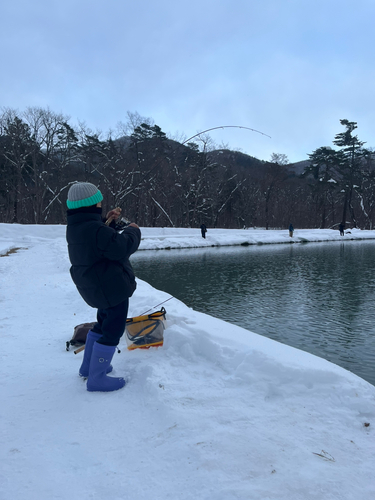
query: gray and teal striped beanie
[{"left": 67, "top": 182, "right": 103, "bottom": 209}]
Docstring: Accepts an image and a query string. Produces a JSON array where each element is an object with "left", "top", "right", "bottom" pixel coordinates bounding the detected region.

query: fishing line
[
  {"left": 140, "top": 296, "right": 175, "bottom": 315},
  {"left": 181, "top": 125, "right": 271, "bottom": 145}
]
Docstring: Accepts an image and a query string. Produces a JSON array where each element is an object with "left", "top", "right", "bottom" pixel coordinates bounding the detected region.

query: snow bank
[
  {"left": 140, "top": 226, "right": 375, "bottom": 250},
  {"left": 0, "top": 223, "right": 374, "bottom": 500},
  {"left": 2, "top": 223, "right": 375, "bottom": 255}
]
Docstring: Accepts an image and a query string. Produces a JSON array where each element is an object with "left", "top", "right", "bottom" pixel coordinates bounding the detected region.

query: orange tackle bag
[{"left": 125, "top": 307, "right": 166, "bottom": 350}]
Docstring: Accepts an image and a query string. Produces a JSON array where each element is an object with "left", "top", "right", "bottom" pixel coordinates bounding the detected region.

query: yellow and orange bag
[{"left": 125, "top": 307, "right": 166, "bottom": 350}]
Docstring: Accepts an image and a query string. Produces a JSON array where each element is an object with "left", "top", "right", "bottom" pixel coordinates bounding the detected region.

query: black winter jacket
[{"left": 66, "top": 208, "right": 141, "bottom": 309}]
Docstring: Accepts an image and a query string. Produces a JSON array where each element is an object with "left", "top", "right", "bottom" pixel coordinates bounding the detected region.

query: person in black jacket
[
  {"left": 200, "top": 224, "right": 207, "bottom": 238},
  {"left": 66, "top": 182, "right": 141, "bottom": 392}
]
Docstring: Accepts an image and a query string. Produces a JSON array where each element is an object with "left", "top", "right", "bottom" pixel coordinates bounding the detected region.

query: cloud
[{"left": 1, "top": 0, "right": 374, "bottom": 162}]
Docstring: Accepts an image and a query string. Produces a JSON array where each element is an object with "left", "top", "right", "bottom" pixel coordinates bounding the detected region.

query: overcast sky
[{"left": 1, "top": 0, "right": 374, "bottom": 163}]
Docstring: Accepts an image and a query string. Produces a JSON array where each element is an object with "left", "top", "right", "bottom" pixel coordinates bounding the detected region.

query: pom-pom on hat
[{"left": 67, "top": 182, "right": 103, "bottom": 209}]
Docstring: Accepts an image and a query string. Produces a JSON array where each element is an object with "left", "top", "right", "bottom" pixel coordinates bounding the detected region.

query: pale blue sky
[{"left": 1, "top": 0, "right": 374, "bottom": 162}]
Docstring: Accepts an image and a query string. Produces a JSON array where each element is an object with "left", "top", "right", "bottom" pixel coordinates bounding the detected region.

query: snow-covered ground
[
  {"left": 139, "top": 226, "right": 375, "bottom": 250},
  {"left": 1, "top": 223, "right": 374, "bottom": 500},
  {"left": 1, "top": 224, "right": 375, "bottom": 255}
]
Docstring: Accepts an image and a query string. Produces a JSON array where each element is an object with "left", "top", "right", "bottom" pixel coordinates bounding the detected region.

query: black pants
[{"left": 92, "top": 298, "right": 129, "bottom": 346}]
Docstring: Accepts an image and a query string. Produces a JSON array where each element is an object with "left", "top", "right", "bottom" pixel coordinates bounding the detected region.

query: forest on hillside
[{"left": 1, "top": 107, "right": 374, "bottom": 229}]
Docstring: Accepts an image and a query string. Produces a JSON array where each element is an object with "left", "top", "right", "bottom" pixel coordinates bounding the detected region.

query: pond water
[{"left": 131, "top": 241, "right": 375, "bottom": 386}]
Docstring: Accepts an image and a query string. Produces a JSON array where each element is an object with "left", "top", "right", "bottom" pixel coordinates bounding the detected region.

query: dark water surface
[{"left": 131, "top": 241, "right": 375, "bottom": 385}]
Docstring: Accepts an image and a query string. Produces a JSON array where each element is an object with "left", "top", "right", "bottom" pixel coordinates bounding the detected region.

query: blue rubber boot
[
  {"left": 79, "top": 331, "right": 113, "bottom": 378},
  {"left": 87, "top": 342, "right": 126, "bottom": 392}
]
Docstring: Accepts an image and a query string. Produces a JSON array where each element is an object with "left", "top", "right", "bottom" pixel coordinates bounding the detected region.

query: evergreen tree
[
  {"left": 333, "top": 119, "right": 369, "bottom": 227},
  {"left": 305, "top": 146, "right": 342, "bottom": 228}
]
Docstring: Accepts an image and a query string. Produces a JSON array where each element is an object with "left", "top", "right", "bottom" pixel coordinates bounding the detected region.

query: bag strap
[{"left": 127, "top": 307, "right": 166, "bottom": 324}]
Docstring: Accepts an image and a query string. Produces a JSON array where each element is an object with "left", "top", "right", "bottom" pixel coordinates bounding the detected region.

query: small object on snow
[
  {"left": 312, "top": 450, "right": 335, "bottom": 462},
  {"left": 125, "top": 308, "right": 166, "bottom": 350},
  {"left": 66, "top": 322, "right": 96, "bottom": 351},
  {"left": 364, "top": 422, "right": 370, "bottom": 427}
]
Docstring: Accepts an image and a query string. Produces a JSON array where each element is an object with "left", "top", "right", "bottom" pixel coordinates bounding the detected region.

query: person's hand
[
  {"left": 129, "top": 223, "right": 139, "bottom": 229},
  {"left": 106, "top": 207, "right": 121, "bottom": 221}
]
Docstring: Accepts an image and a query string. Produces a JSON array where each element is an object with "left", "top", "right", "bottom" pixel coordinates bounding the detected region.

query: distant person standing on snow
[
  {"left": 339, "top": 223, "right": 345, "bottom": 236},
  {"left": 289, "top": 224, "right": 294, "bottom": 237},
  {"left": 200, "top": 224, "right": 207, "bottom": 239},
  {"left": 66, "top": 182, "right": 141, "bottom": 393}
]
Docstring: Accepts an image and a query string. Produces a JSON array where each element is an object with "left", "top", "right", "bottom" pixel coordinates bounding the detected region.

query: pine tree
[
  {"left": 305, "top": 146, "right": 343, "bottom": 228},
  {"left": 333, "top": 119, "right": 369, "bottom": 227}
]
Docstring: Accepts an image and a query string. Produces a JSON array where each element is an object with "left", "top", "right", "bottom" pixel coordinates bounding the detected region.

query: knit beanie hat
[{"left": 67, "top": 182, "right": 103, "bottom": 209}]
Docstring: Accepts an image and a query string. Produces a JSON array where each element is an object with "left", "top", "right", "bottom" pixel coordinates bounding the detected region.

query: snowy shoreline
[
  {"left": 1, "top": 223, "right": 375, "bottom": 499},
  {"left": 2, "top": 223, "right": 375, "bottom": 255},
  {"left": 138, "top": 226, "right": 375, "bottom": 250}
]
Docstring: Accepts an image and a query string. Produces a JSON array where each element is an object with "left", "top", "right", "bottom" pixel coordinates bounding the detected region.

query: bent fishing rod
[
  {"left": 113, "top": 124, "right": 271, "bottom": 210},
  {"left": 181, "top": 125, "right": 271, "bottom": 145}
]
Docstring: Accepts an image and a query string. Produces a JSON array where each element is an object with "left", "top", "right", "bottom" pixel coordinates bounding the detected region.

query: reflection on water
[{"left": 131, "top": 241, "right": 375, "bottom": 385}]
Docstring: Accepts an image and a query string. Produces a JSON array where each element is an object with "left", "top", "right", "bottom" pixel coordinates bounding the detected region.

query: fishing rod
[
  {"left": 181, "top": 125, "right": 271, "bottom": 145},
  {"left": 140, "top": 296, "right": 174, "bottom": 315},
  {"left": 114, "top": 123, "right": 271, "bottom": 211}
]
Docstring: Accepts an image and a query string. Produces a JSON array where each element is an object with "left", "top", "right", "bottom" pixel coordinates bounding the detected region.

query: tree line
[{"left": 0, "top": 108, "right": 374, "bottom": 229}]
